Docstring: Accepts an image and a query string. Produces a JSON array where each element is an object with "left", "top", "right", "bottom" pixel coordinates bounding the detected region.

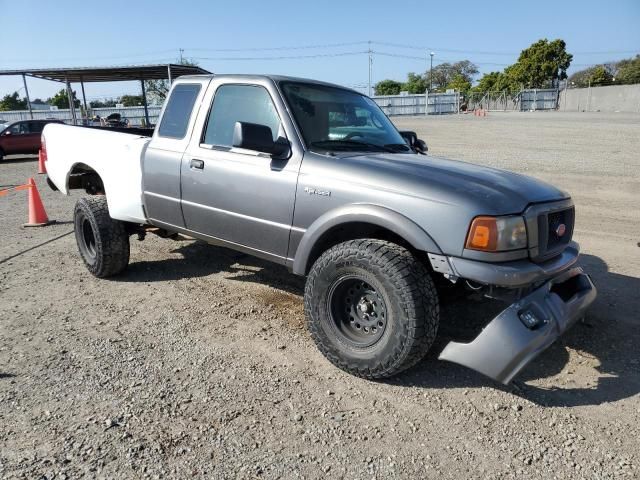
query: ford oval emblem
[{"left": 555, "top": 224, "right": 566, "bottom": 237}]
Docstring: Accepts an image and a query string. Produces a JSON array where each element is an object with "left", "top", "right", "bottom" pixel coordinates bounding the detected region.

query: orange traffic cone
[
  {"left": 23, "top": 178, "right": 54, "bottom": 227},
  {"left": 37, "top": 149, "right": 47, "bottom": 174}
]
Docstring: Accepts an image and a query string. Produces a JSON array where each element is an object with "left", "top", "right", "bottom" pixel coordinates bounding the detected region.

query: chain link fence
[
  {"left": 372, "top": 91, "right": 461, "bottom": 116},
  {"left": 0, "top": 105, "right": 163, "bottom": 126}
]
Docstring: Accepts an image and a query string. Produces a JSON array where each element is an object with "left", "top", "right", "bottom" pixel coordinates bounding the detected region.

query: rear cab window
[{"left": 158, "top": 84, "right": 202, "bottom": 139}]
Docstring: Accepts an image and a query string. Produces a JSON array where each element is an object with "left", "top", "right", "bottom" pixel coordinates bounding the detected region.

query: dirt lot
[{"left": 1, "top": 111, "right": 639, "bottom": 479}]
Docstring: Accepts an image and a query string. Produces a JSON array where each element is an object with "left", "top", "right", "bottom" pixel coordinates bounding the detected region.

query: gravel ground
[{"left": 1, "top": 111, "right": 639, "bottom": 479}]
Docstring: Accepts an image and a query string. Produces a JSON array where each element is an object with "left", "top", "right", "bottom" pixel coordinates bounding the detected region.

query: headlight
[{"left": 465, "top": 216, "right": 527, "bottom": 252}]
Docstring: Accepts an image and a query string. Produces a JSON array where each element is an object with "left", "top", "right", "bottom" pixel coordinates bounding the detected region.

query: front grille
[{"left": 536, "top": 207, "right": 574, "bottom": 260}]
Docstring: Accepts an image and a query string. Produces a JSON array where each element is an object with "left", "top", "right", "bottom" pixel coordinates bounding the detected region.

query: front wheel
[
  {"left": 74, "top": 196, "right": 130, "bottom": 278},
  {"left": 304, "top": 239, "right": 439, "bottom": 379}
]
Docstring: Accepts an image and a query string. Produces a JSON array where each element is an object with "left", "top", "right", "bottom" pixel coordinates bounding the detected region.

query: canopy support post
[
  {"left": 140, "top": 79, "right": 150, "bottom": 127},
  {"left": 167, "top": 65, "right": 172, "bottom": 85},
  {"left": 22, "top": 74, "right": 33, "bottom": 119},
  {"left": 80, "top": 77, "right": 88, "bottom": 121},
  {"left": 65, "top": 77, "right": 77, "bottom": 125}
]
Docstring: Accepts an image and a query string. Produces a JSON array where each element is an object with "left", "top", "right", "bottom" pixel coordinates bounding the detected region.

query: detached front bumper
[{"left": 438, "top": 266, "right": 596, "bottom": 384}]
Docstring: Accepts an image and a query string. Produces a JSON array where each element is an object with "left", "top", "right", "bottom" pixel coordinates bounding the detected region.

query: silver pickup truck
[{"left": 43, "top": 74, "right": 596, "bottom": 384}]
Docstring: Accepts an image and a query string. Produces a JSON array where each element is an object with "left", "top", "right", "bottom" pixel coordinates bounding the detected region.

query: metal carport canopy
[
  {"left": 0, "top": 64, "right": 210, "bottom": 83},
  {"left": 0, "top": 64, "right": 211, "bottom": 124}
]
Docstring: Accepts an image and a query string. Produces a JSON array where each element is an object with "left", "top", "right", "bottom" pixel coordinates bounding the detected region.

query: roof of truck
[{"left": 176, "top": 74, "right": 360, "bottom": 94}]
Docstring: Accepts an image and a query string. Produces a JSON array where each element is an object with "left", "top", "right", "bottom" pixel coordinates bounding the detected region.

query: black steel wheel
[
  {"left": 305, "top": 239, "right": 439, "bottom": 379},
  {"left": 328, "top": 276, "right": 388, "bottom": 348},
  {"left": 74, "top": 196, "right": 130, "bottom": 278}
]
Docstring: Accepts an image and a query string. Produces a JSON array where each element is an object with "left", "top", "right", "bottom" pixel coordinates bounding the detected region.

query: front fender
[{"left": 291, "top": 203, "right": 442, "bottom": 275}]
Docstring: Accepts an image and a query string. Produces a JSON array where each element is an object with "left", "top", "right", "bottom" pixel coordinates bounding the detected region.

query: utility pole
[
  {"left": 429, "top": 52, "right": 435, "bottom": 92},
  {"left": 368, "top": 41, "right": 373, "bottom": 97},
  {"left": 179, "top": 48, "right": 184, "bottom": 64}
]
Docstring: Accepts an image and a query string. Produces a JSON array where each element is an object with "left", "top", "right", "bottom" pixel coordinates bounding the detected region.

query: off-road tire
[
  {"left": 74, "top": 196, "right": 130, "bottom": 278},
  {"left": 304, "top": 239, "right": 439, "bottom": 379}
]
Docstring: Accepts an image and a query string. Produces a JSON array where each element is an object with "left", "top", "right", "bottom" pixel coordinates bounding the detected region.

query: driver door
[{"left": 180, "top": 81, "right": 303, "bottom": 262}]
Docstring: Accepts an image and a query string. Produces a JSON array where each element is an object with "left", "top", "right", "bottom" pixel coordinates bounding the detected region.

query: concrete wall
[{"left": 560, "top": 84, "right": 640, "bottom": 113}]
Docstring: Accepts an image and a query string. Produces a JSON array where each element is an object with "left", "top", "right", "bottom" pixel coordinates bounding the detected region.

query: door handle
[{"left": 190, "top": 159, "right": 204, "bottom": 170}]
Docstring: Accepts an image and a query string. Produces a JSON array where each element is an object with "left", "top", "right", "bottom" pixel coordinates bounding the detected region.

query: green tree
[
  {"left": 47, "top": 89, "right": 81, "bottom": 109},
  {"left": 589, "top": 65, "right": 613, "bottom": 86},
  {"left": 446, "top": 74, "right": 472, "bottom": 93},
  {"left": 403, "top": 72, "right": 428, "bottom": 94},
  {"left": 90, "top": 98, "right": 117, "bottom": 108},
  {"left": 506, "top": 38, "right": 572, "bottom": 88},
  {"left": 374, "top": 79, "right": 403, "bottom": 95},
  {"left": 568, "top": 67, "right": 598, "bottom": 88},
  {"left": 426, "top": 60, "right": 479, "bottom": 92},
  {"left": 0, "top": 91, "right": 28, "bottom": 111},
  {"left": 474, "top": 72, "right": 502, "bottom": 92},
  {"left": 119, "top": 95, "right": 145, "bottom": 106},
  {"left": 615, "top": 55, "right": 640, "bottom": 84}
]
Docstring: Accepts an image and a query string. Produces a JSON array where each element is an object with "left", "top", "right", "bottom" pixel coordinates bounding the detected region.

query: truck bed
[{"left": 44, "top": 123, "right": 150, "bottom": 223}]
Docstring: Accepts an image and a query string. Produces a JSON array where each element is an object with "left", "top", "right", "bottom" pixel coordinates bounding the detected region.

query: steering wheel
[{"left": 343, "top": 132, "right": 365, "bottom": 140}]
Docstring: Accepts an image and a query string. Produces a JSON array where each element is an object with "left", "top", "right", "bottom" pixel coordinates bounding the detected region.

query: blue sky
[{"left": 1, "top": 0, "right": 638, "bottom": 101}]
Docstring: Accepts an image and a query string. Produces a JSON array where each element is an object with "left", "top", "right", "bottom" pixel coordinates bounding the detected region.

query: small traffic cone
[
  {"left": 37, "top": 149, "right": 47, "bottom": 174},
  {"left": 23, "top": 178, "right": 54, "bottom": 227}
]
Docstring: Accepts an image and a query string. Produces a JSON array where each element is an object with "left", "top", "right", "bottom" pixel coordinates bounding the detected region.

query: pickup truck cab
[{"left": 43, "top": 74, "right": 596, "bottom": 384}]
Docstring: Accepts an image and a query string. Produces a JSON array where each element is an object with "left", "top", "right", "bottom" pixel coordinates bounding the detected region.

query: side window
[
  {"left": 158, "top": 84, "right": 201, "bottom": 139},
  {"left": 202, "top": 85, "right": 281, "bottom": 148},
  {"left": 30, "top": 122, "right": 45, "bottom": 134},
  {"left": 8, "top": 123, "right": 24, "bottom": 135}
]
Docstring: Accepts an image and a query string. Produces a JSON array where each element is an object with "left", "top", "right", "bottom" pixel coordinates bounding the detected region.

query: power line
[
  {"left": 185, "top": 41, "right": 369, "bottom": 52},
  {"left": 3, "top": 40, "right": 636, "bottom": 65},
  {"left": 372, "top": 51, "right": 511, "bottom": 67},
  {"left": 370, "top": 41, "right": 638, "bottom": 56},
  {"left": 192, "top": 51, "right": 368, "bottom": 61},
  {"left": 2, "top": 50, "right": 179, "bottom": 63}
]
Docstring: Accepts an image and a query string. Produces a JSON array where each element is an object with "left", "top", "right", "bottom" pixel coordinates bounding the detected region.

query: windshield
[{"left": 280, "top": 82, "right": 410, "bottom": 154}]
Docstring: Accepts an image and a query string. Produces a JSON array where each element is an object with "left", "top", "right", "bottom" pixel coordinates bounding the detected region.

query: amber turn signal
[{"left": 466, "top": 216, "right": 498, "bottom": 251}]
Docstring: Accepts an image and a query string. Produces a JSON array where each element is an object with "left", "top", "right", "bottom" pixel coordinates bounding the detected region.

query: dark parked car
[{"left": 0, "top": 119, "right": 63, "bottom": 160}]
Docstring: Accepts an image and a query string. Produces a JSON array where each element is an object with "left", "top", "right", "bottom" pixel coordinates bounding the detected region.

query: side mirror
[
  {"left": 232, "top": 121, "right": 290, "bottom": 158},
  {"left": 414, "top": 139, "right": 428, "bottom": 154},
  {"left": 399, "top": 130, "right": 428, "bottom": 155},
  {"left": 2, "top": 131, "right": 11, "bottom": 136}
]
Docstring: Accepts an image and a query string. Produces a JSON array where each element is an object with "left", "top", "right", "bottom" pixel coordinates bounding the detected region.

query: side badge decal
[{"left": 304, "top": 186, "right": 331, "bottom": 197}]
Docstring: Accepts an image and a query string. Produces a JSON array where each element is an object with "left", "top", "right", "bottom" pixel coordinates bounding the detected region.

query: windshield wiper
[
  {"left": 384, "top": 143, "right": 411, "bottom": 152},
  {"left": 310, "top": 140, "right": 399, "bottom": 153}
]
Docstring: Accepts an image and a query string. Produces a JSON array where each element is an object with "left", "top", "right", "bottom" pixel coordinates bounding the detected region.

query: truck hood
[{"left": 342, "top": 152, "right": 569, "bottom": 214}]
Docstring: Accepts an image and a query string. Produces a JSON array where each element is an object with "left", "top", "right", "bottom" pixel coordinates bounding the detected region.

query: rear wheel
[
  {"left": 304, "top": 239, "right": 439, "bottom": 379},
  {"left": 74, "top": 196, "right": 130, "bottom": 277}
]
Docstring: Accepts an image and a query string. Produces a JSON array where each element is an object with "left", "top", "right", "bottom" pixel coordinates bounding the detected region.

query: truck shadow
[
  {"left": 397, "top": 253, "right": 640, "bottom": 408},
  {"left": 122, "top": 241, "right": 639, "bottom": 407},
  {"left": 120, "top": 240, "right": 305, "bottom": 294}
]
